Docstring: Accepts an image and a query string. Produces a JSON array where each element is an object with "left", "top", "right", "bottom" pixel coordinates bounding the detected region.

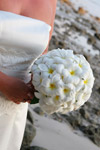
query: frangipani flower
[{"left": 31, "top": 49, "right": 95, "bottom": 114}]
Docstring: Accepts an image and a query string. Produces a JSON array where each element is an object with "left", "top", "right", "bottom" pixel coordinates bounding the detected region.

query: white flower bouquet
[{"left": 31, "top": 49, "right": 95, "bottom": 114}]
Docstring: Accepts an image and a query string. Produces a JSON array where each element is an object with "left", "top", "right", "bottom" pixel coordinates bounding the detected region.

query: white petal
[
  {"left": 32, "top": 80, "right": 40, "bottom": 87},
  {"left": 35, "top": 92, "right": 41, "bottom": 99},
  {"left": 67, "top": 83, "right": 75, "bottom": 90},
  {"left": 55, "top": 64, "right": 64, "bottom": 74},
  {"left": 41, "top": 72, "right": 49, "bottom": 78},
  {"left": 45, "top": 59, "right": 54, "bottom": 66},
  {"left": 52, "top": 74, "right": 61, "bottom": 82},
  {"left": 38, "top": 64, "right": 48, "bottom": 71},
  {"left": 33, "top": 74, "right": 40, "bottom": 82},
  {"left": 54, "top": 57, "right": 65, "bottom": 64},
  {"left": 31, "top": 64, "right": 37, "bottom": 72},
  {"left": 76, "top": 82, "right": 84, "bottom": 92},
  {"left": 55, "top": 80, "right": 64, "bottom": 87},
  {"left": 41, "top": 78, "right": 50, "bottom": 87},
  {"left": 35, "top": 58, "right": 42, "bottom": 65},
  {"left": 44, "top": 97, "right": 54, "bottom": 105},
  {"left": 66, "top": 76, "right": 80, "bottom": 85},
  {"left": 75, "top": 67, "right": 82, "bottom": 75},
  {"left": 50, "top": 49, "right": 61, "bottom": 57},
  {"left": 83, "top": 92, "right": 91, "bottom": 102},
  {"left": 62, "top": 69, "right": 69, "bottom": 79}
]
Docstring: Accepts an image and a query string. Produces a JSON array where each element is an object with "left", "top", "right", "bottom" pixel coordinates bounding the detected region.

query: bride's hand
[{"left": 3, "top": 77, "right": 34, "bottom": 104}]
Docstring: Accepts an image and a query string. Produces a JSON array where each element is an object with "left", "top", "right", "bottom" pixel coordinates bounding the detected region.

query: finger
[
  {"left": 27, "top": 82, "right": 34, "bottom": 90},
  {"left": 27, "top": 92, "right": 34, "bottom": 100},
  {"left": 23, "top": 98, "right": 29, "bottom": 102},
  {"left": 27, "top": 100, "right": 31, "bottom": 103},
  {"left": 22, "top": 98, "right": 31, "bottom": 103},
  {"left": 14, "top": 101, "right": 21, "bottom": 104}
]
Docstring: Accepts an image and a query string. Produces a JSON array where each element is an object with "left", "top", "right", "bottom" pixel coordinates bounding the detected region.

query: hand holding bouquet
[{"left": 31, "top": 49, "right": 95, "bottom": 114}]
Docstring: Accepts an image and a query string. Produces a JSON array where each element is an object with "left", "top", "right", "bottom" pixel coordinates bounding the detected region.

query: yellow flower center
[
  {"left": 61, "top": 75, "right": 64, "bottom": 80},
  {"left": 61, "top": 104, "right": 64, "bottom": 107},
  {"left": 40, "top": 78, "right": 42, "bottom": 83},
  {"left": 62, "top": 57, "right": 65, "bottom": 59},
  {"left": 79, "top": 64, "right": 82, "bottom": 68},
  {"left": 54, "top": 95, "right": 60, "bottom": 101},
  {"left": 49, "top": 83, "right": 56, "bottom": 90},
  {"left": 84, "top": 79, "right": 88, "bottom": 84},
  {"left": 48, "top": 68, "right": 54, "bottom": 74},
  {"left": 70, "top": 70, "right": 75, "bottom": 75},
  {"left": 63, "top": 88, "right": 69, "bottom": 94}
]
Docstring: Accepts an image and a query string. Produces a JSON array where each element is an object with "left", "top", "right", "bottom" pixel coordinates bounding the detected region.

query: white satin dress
[{"left": 0, "top": 11, "right": 51, "bottom": 150}]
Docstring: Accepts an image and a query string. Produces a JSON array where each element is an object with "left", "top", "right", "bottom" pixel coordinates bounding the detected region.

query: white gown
[{"left": 0, "top": 11, "right": 51, "bottom": 150}]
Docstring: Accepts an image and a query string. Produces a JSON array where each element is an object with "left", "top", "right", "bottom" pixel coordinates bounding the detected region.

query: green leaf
[{"left": 30, "top": 97, "right": 39, "bottom": 104}]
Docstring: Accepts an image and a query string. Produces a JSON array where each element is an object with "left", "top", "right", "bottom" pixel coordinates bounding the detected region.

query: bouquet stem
[{"left": 30, "top": 97, "right": 39, "bottom": 104}]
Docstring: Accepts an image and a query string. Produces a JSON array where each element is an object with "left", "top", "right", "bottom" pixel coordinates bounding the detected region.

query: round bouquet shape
[{"left": 31, "top": 49, "right": 95, "bottom": 114}]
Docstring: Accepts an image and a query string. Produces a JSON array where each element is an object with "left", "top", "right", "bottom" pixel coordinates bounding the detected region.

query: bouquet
[{"left": 31, "top": 49, "right": 95, "bottom": 114}]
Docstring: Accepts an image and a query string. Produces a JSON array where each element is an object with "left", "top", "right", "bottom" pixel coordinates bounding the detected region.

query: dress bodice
[
  {"left": 0, "top": 11, "right": 51, "bottom": 82},
  {"left": 0, "top": 11, "right": 51, "bottom": 115}
]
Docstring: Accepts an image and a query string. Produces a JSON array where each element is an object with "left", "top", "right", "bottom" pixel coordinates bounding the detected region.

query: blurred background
[{"left": 21, "top": 0, "right": 100, "bottom": 150}]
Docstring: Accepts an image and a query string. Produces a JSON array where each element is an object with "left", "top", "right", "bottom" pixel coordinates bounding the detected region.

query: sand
[{"left": 30, "top": 108, "right": 100, "bottom": 150}]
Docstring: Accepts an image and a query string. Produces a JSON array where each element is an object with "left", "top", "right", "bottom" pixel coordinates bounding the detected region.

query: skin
[{"left": 0, "top": 0, "right": 57, "bottom": 104}]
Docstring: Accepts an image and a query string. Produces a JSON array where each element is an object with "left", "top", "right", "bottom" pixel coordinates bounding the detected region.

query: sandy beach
[{"left": 30, "top": 107, "right": 100, "bottom": 150}]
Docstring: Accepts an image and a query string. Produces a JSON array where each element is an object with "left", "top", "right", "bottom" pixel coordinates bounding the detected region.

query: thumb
[{"left": 27, "top": 92, "right": 34, "bottom": 100}]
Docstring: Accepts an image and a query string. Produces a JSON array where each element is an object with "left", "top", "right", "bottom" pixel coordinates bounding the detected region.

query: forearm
[{"left": 0, "top": 71, "right": 34, "bottom": 104}]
